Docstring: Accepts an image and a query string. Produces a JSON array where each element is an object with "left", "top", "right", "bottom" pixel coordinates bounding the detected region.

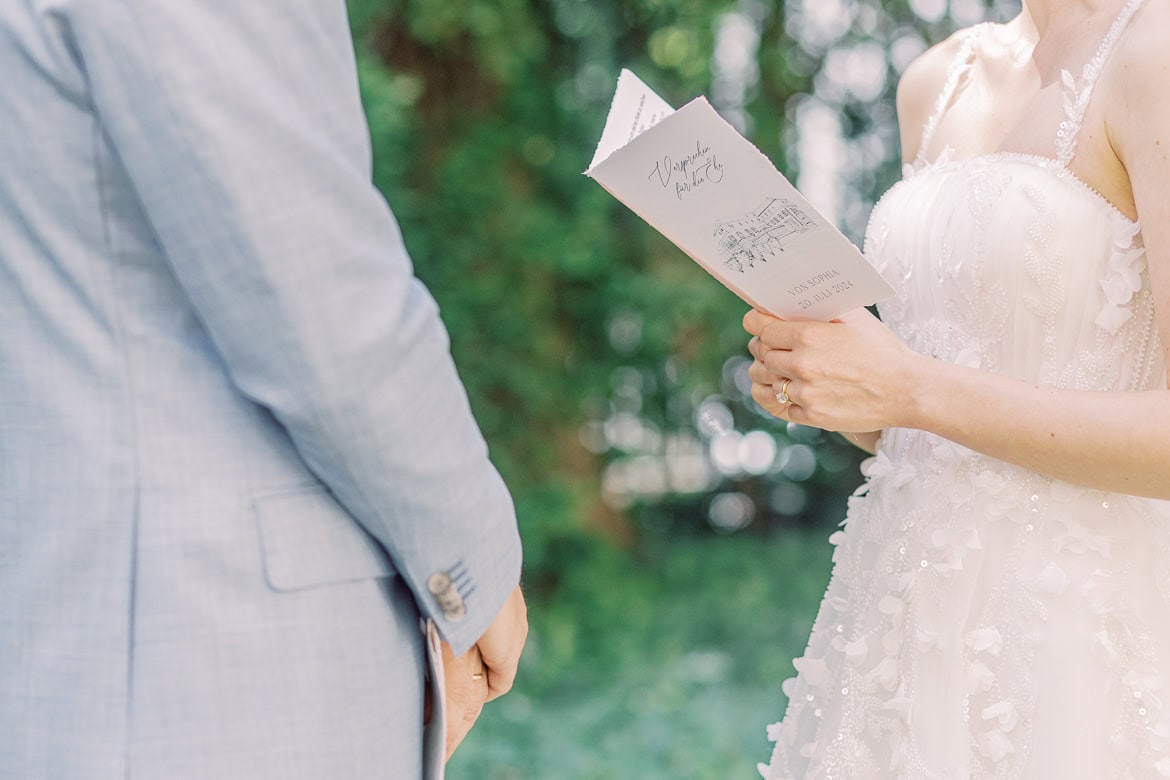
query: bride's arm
[{"left": 745, "top": 34, "right": 1170, "bottom": 500}]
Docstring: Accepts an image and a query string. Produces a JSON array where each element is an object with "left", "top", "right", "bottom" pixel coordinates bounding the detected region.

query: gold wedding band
[
  {"left": 775, "top": 379, "right": 792, "bottom": 405},
  {"left": 471, "top": 673, "right": 484, "bottom": 681}
]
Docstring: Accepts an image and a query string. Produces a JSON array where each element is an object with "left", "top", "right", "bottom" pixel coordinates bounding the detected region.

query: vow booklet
[{"left": 586, "top": 70, "right": 894, "bottom": 321}]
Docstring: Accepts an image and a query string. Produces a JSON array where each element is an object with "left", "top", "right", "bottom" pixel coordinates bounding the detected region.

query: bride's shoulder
[
  {"left": 1102, "top": 0, "right": 1170, "bottom": 121},
  {"left": 1099, "top": 0, "right": 1170, "bottom": 150},
  {"left": 1108, "top": 0, "right": 1170, "bottom": 73},
  {"left": 1102, "top": 0, "right": 1170, "bottom": 221},
  {"left": 896, "top": 27, "right": 980, "bottom": 162}
]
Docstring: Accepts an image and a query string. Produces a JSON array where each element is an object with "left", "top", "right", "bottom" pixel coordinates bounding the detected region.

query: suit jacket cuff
[{"left": 406, "top": 512, "right": 522, "bottom": 656}]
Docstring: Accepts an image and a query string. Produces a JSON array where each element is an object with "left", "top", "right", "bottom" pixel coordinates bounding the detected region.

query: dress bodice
[
  {"left": 865, "top": 151, "right": 1164, "bottom": 394},
  {"left": 863, "top": 1, "right": 1164, "bottom": 395}
]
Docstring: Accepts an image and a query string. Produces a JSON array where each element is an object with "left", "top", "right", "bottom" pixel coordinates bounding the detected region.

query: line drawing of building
[{"left": 714, "top": 197, "right": 815, "bottom": 273}]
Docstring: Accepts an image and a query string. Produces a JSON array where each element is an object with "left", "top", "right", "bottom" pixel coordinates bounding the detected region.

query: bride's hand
[{"left": 744, "top": 307, "right": 923, "bottom": 433}]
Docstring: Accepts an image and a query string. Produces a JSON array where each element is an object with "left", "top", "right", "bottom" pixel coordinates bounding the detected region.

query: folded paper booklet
[{"left": 586, "top": 70, "right": 894, "bottom": 321}]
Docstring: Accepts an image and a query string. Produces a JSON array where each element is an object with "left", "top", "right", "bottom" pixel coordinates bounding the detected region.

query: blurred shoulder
[{"left": 896, "top": 27, "right": 981, "bottom": 163}]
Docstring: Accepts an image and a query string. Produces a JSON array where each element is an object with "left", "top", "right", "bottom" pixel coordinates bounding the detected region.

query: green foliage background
[{"left": 345, "top": 1, "right": 1013, "bottom": 776}]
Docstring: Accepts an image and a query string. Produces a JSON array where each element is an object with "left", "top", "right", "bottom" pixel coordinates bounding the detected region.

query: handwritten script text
[{"left": 648, "top": 140, "right": 725, "bottom": 200}]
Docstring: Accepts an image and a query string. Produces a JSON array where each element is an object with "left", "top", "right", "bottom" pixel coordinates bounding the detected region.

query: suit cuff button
[{"left": 427, "top": 571, "right": 467, "bottom": 622}]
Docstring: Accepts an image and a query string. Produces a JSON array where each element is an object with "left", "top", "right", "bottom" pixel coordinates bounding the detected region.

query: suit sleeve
[{"left": 69, "top": 0, "right": 521, "bottom": 654}]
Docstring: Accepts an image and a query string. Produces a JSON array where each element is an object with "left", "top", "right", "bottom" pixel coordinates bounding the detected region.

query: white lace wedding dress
[{"left": 760, "top": 2, "right": 1170, "bottom": 777}]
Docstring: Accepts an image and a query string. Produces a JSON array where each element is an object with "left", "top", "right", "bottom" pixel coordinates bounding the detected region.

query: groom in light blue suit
[{"left": 0, "top": 2, "right": 526, "bottom": 779}]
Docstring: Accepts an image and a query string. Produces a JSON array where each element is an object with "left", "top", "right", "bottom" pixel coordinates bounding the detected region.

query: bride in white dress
[{"left": 746, "top": 0, "right": 1170, "bottom": 776}]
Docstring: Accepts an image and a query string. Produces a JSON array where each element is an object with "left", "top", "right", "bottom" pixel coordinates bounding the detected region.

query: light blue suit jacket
[{"left": 0, "top": 2, "right": 523, "bottom": 778}]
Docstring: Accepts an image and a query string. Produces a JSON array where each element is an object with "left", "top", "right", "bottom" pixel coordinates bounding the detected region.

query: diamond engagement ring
[{"left": 775, "top": 379, "right": 793, "bottom": 405}]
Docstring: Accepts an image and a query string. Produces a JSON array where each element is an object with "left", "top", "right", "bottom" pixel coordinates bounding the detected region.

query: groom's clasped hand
[{"left": 440, "top": 585, "right": 529, "bottom": 760}]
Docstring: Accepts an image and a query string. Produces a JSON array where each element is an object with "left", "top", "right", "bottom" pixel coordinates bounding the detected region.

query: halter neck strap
[
  {"left": 914, "top": 24, "right": 990, "bottom": 167},
  {"left": 1055, "top": 0, "right": 1147, "bottom": 165}
]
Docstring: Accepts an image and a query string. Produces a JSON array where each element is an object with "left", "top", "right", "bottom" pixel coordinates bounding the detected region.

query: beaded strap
[
  {"left": 914, "top": 24, "right": 991, "bottom": 167},
  {"left": 1055, "top": 0, "right": 1147, "bottom": 165}
]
